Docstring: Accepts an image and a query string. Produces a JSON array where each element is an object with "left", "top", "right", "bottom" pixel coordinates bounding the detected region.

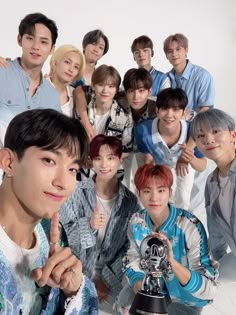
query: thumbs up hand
[{"left": 90, "top": 203, "right": 106, "bottom": 230}]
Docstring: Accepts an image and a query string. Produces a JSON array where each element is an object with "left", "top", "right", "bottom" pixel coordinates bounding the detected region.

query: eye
[
  {"left": 212, "top": 129, "right": 220, "bottom": 134},
  {"left": 41, "top": 40, "right": 49, "bottom": 45},
  {"left": 69, "top": 167, "right": 79, "bottom": 174},
  {"left": 75, "top": 65, "right": 80, "bottom": 70},
  {"left": 93, "top": 156, "right": 101, "bottom": 161},
  {"left": 26, "top": 35, "right": 33, "bottom": 41},
  {"left": 196, "top": 134, "right": 204, "bottom": 138},
  {"left": 42, "top": 158, "right": 55, "bottom": 165}
]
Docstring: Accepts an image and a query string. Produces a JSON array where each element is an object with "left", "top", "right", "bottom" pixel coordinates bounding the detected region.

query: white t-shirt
[
  {"left": 94, "top": 112, "right": 110, "bottom": 135},
  {"left": 0, "top": 226, "right": 42, "bottom": 314},
  {"left": 92, "top": 194, "right": 117, "bottom": 281}
]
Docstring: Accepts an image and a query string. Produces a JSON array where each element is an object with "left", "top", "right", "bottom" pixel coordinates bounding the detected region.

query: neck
[
  {"left": 132, "top": 103, "right": 148, "bottom": 121},
  {"left": 0, "top": 181, "right": 38, "bottom": 249},
  {"left": 51, "top": 76, "right": 68, "bottom": 92},
  {"left": 217, "top": 150, "right": 236, "bottom": 176},
  {"left": 149, "top": 205, "right": 170, "bottom": 231},
  {"left": 174, "top": 59, "right": 188, "bottom": 76},
  {"left": 95, "top": 99, "right": 113, "bottom": 115},
  {"left": 19, "top": 57, "right": 42, "bottom": 80},
  {"left": 95, "top": 176, "right": 119, "bottom": 199},
  {"left": 84, "top": 62, "right": 96, "bottom": 84},
  {"left": 141, "top": 64, "right": 152, "bottom": 72}
]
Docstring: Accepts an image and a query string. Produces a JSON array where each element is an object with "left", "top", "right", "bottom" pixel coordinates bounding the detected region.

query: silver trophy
[{"left": 129, "top": 235, "right": 172, "bottom": 315}]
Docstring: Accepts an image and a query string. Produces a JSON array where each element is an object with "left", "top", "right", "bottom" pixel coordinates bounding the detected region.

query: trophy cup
[{"left": 129, "top": 235, "right": 172, "bottom": 315}]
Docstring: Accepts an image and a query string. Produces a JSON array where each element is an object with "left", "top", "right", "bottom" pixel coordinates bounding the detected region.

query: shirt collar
[
  {"left": 210, "top": 154, "right": 236, "bottom": 182},
  {"left": 169, "top": 59, "right": 193, "bottom": 80},
  {"left": 14, "top": 58, "right": 44, "bottom": 85}
]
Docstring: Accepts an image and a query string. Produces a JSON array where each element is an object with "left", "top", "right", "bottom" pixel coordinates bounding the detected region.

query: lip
[
  {"left": 65, "top": 72, "right": 73, "bottom": 78},
  {"left": 148, "top": 204, "right": 160, "bottom": 208},
  {"left": 44, "top": 192, "right": 64, "bottom": 202},
  {"left": 206, "top": 146, "right": 219, "bottom": 151},
  {"left": 100, "top": 170, "right": 110, "bottom": 174},
  {"left": 30, "top": 52, "right": 40, "bottom": 58}
]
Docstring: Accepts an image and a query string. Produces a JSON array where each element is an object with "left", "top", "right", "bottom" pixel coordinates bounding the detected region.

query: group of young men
[{"left": 0, "top": 10, "right": 235, "bottom": 315}]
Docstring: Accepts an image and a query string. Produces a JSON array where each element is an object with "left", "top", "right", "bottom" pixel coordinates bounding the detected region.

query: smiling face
[
  {"left": 84, "top": 37, "right": 106, "bottom": 63},
  {"left": 139, "top": 177, "right": 171, "bottom": 220},
  {"left": 194, "top": 127, "right": 236, "bottom": 163},
  {"left": 126, "top": 86, "right": 151, "bottom": 111},
  {"left": 18, "top": 23, "right": 54, "bottom": 69},
  {"left": 165, "top": 40, "right": 188, "bottom": 69},
  {"left": 93, "top": 77, "right": 117, "bottom": 106},
  {"left": 53, "top": 51, "right": 82, "bottom": 84},
  {"left": 156, "top": 106, "right": 185, "bottom": 130},
  {"left": 92, "top": 144, "right": 121, "bottom": 181},
  {"left": 10, "top": 146, "right": 79, "bottom": 221}
]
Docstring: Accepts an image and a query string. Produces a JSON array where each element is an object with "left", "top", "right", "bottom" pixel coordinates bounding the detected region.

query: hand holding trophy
[{"left": 129, "top": 234, "right": 172, "bottom": 315}]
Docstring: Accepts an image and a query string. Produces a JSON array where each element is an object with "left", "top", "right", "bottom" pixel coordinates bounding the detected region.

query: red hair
[
  {"left": 89, "top": 135, "right": 123, "bottom": 159},
  {"left": 134, "top": 164, "right": 173, "bottom": 191}
]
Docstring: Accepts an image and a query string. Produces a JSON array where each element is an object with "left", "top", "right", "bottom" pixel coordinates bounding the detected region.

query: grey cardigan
[{"left": 60, "top": 178, "right": 141, "bottom": 292}]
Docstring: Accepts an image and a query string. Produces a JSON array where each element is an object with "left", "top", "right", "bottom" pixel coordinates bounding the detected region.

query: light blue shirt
[
  {"left": 0, "top": 58, "right": 60, "bottom": 119},
  {"left": 167, "top": 60, "right": 215, "bottom": 112},
  {"left": 150, "top": 67, "right": 170, "bottom": 97}
]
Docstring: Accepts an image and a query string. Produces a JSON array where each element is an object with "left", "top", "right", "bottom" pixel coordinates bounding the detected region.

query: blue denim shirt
[
  {"left": 0, "top": 58, "right": 60, "bottom": 118},
  {"left": 167, "top": 60, "right": 215, "bottom": 112}
]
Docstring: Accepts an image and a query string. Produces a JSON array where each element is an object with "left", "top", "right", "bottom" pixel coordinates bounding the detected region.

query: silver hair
[{"left": 190, "top": 109, "right": 235, "bottom": 140}]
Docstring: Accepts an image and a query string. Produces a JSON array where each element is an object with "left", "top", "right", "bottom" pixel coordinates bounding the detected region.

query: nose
[
  {"left": 133, "top": 90, "right": 139, "bottom": 99},
  {"left": 102, "top": 85, "right": 108, "bottom": 93},
  {"left": 204, "top": 133, "right": 215, "bottom": 144},
  {"left": 101, "top": 158, "right": 107, "bottom": 168},
  {"left": 150, "top": 190, "right": 158, "bottom": 202},
  {"left": 52, "top": 168, "right": 68, "bottom": 191},
  {"left": 166, "top": 108, "right": 174, "bottom": 116},
  {"left": 32, "top": 38, "right": 40, "bottom": 50}
]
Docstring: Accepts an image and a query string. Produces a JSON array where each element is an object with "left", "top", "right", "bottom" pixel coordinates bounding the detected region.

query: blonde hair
[{"left": 49, "top": 44, "right": 85, "bottom": 82}]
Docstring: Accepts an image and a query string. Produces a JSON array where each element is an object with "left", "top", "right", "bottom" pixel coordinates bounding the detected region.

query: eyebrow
[{"left": 46, "top": 149, "right": 80, "bottom": 166}]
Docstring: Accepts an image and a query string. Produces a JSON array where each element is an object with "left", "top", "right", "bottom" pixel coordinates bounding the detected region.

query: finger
[
  {"left": 60, "top": 261, "right": 83, "bottom": 292},
  {"left": 39, "top": 247, "right": 72, "bottom": 287},
  {"left": 51, "top": 255, "right": 77, "bottom": 285},
  {"left": 94, "top": 202, "right": 101, "bottom": 213},
  {"left": 49, "top": 212, "right": 60, "bottom": 254},
  {"left": 31, "top": 268, "right": 43, "bottom": 281},
  {"left": 179, "top": 143, "right": 186, "bottom": 149}
]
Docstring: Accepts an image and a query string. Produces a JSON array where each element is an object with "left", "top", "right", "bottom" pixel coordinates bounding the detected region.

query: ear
[
  {"left": 148, "top": 88, "right": 152, "bottom": 97},
  {"left": 185, "top": 47, "right": 189, "bottom": 57},
  {"left": 0, "top": 148, "right": 15, "bottom": 177},
  {"left": 155, "top": 107, "right": 159, "bottom": 117},
  {"left": 17, "top": 35, "right": 22, "bottom": 47},
  {"left": 151, "top": 49, "right": 154, "bottom": 57},
  {"left": 230, "top": 130, "right": 236, "bottom": 143},
  {"left": 169, "top": 188, "right": 172, "bottom": 199}
]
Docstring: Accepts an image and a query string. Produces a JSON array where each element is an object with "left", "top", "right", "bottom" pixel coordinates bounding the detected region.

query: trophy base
[{"left": 129, "top": 291, "right": 170, "bottom": 315}]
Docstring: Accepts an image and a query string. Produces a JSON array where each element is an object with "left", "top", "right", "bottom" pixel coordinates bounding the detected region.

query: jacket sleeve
[
  {"left": 123, "top": 214, "right": 146, "bottom": 288},
  {"left": 182, "top": 217, "right": 219, "bottom": 301},
  {"left": 205, "top": 180, "right": 228, "bottom": 260}
]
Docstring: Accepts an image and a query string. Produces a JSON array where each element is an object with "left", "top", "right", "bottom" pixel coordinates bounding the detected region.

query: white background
[{"left": 1, "top": 0, "right": 236, "bottom": 113}]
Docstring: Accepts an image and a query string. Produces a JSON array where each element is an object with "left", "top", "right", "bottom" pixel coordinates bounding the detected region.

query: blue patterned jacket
[{"left": 60, "top": 178, "right": 141, "bottom": 293}]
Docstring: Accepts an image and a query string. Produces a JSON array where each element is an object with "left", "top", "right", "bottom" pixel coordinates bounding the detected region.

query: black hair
[
  {"left": 156, "top": 88, "right": 188, "bottom": 110},
  {"left": 18, "top": 13, "right": 58, "bottom": 46},
  {"left": 4, "top": 109, "right": 89, "bottom": 165},
  {"left": 123, "top": 68, "right": 153, "bottom": 91},
  {"left": 82, "top": 29, "right": 109, "bottom": 55}
]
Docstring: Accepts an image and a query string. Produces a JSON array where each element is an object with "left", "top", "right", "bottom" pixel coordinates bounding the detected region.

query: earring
[{"left": 6, "top": 174, "right": 12, "bottom": 178}]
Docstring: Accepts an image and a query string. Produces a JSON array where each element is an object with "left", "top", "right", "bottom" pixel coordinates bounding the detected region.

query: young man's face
[
  {"left": 10, "top": 146, "right": 79, "bottom": 220},
  {"left": 54, "top": 51, "right": 82, "bottom": 84},
  {"left": 194, "top": 127, "right": 236, "bottom": 163},
  {"left": 93, "top": 78, "right": 117, "bottom": 105},
  {"left": 126, "top": 86, "right": 151, "bottom": 111},
  {"left": 84, "top": 37, "right": 105, "bottom": 63},
  {"left": 133, "top": 46, "right": 152, "bottom": 70},
  {"left": 156, "top": 107, "right": 185, "bottom": 130},
  {"left": 18, "top": 23, "right": 54, "bottom": 69},
  {"left": 92, "top": 144, "right": 121, "bottom": 181},
  {"left": 165, "top": 41, "right": 188, "bottom": 68},
  {"left": 139, "top": 178, "right": 171, "bottom": 220}
]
